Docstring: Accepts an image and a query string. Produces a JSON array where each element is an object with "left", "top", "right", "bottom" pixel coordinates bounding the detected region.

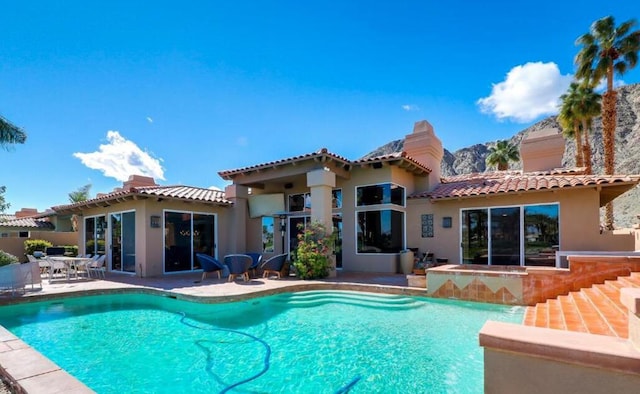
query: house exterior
[{"left": 50, "top": 120, "right": 640, "bottom": 277}]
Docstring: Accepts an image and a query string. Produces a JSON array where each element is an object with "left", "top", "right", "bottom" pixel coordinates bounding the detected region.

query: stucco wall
[
  {"left": 406, "top": 187, "right": 635, "bottom": 265},
  {"left": 0, "top": 231, "right": 77, "bottom": 262},
  {"left": 73, "top": 199, "right": 230, "bottom": 277}
]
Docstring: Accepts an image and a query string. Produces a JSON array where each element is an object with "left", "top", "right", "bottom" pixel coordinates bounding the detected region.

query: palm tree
[
  {"left": 558, "top": 83, "right": 584, "bottom": 168},
  {"left": 68, "top": 184, "right": 92, "bottom": 203},
  {"left": 574, "top": 85, "right": 601, "bottom": 175},
  {"left": 0, "top": 115, "right": 27, "bottom": 150},
  {"left": 485, "top": 140, "right": 520, "bottom": 171},
  {"left": 575, "top": 15, "right": 640, "bottom": 229}
]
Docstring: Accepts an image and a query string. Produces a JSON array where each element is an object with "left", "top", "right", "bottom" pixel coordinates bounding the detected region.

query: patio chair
[
  {"left": 195, "top": 253, "right": 225, "bottom": 281},
  {"left": 245, "top": 252, "right": 262, "bottom": 277},
  {"left": 260, "top": 253, "right": 288, "bottom": 279},
  {"left": 224, "top": 254, "right": 253, "bottom": 282},
  {"left": 0, "top": 263, "right": 26, "bottom": 296},
  {"left": 87, "top": 255, "right": 106, "bottom": 279}
]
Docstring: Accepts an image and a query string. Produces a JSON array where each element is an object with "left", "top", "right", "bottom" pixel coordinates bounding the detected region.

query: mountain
[{"left": 363, "top": 83, "right": 640, "bottom": 227}]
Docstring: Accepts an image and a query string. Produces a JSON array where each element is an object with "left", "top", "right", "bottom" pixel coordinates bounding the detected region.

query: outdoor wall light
[
  {"left": 150, "top": 215, "right": 161, "bottom": 228},
  {"left": 442, "top": 217, "right": 452, "bottom": 228},
  {"left": 279, "top": 215, "right": 287, "bottom": 235}
]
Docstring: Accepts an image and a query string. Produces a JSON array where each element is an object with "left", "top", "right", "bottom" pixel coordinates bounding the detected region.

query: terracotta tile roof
[
  {"left": 52, "top": 185, "right": 231, "bottom": 212},
  {"left": 0, "top": 215, "right": 55, "bottom": 230},
  {"left": 410, "top": 172, "right": 640, "bottom": 200},
  {"left": 218, "top": 148, "right": 430, "bottom": 179},
  {"left": 218, "top": 148, "right": 352, "bottom": 179},
  {"left": 352, "top": 151, "right": 431, "bottom": 174}
]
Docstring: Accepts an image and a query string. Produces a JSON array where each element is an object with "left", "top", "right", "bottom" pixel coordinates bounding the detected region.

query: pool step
[
  {"left": 524, "top": 272, "right": 640, "bottom": 338},
  {"left": 273, "top": 291, "right": 424, "bottom": 310}
]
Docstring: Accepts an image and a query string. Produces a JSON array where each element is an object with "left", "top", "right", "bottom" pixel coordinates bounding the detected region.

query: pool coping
[{"left": 0, "top": 280, "right": 427, "bottom": 392}]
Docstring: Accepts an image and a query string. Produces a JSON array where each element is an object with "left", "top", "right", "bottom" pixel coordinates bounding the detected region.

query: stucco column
[
  {"left": 307, "top": 168, "right": 337, "bottom": 277},
  {"left": 224, "top": 184, "right": 249, "bottom": 254}
]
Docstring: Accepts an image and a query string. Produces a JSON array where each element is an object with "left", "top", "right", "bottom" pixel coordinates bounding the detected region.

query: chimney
[
  {"left": 403, "top": 120, "right": 444, "bottom": 189},
  {"left": 520, "top": 129, "right": 565, "bottom": 172},
  {"left": 15, "top": 208, "right": 39, "bottom": 218},
  {"left": 122, "top": 175, "right": 158, "bottom": 191}
]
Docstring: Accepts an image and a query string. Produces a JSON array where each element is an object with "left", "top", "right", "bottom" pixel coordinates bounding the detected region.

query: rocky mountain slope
[{"left": 364, "top": 83, "right": 640, "bottom": 227}]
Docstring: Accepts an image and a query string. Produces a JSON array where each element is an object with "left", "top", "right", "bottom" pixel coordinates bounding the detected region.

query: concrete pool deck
[{"left": 0, "top": 271, "right": 425, "bottom": 393}]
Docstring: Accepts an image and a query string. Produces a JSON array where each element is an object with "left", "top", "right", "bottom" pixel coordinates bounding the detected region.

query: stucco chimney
[
  {"left": 122, "top": 175, "right": 158, "bottom": 191},
  {"left": 520, "top": 129, "right": 565, "bottom": 172},
  {"left": 403, "top": 120, "right": 444, "bottom": 189},
  {"left": 15, "top": 208, "right": 39, "bottom": 218}
]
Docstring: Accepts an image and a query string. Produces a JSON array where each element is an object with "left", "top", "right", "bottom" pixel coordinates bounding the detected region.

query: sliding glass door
[
  {"left": 84, "top": 216, "right": 107, "bottom": 257},
  {"left": 461, "top": 204, "right": 559, "bottom": 267},
  {"left": 164, "top": 211, "right": 216, "bottom": 273},
  {"left": 110, "top": 211, "right": 136, "bottom": 273}
]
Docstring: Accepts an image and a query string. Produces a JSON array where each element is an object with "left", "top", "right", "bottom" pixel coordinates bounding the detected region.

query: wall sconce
[
  {"left": 150, "top": 215, "right": 161, "bottom": 228},
  {"left": 442, "top": 217, "right": 452, "bottom": 228},
  {"left": 279, "top": 214, "right": 287, "bottom": 236}
]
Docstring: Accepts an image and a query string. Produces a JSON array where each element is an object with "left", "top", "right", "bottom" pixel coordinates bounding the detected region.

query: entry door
[{"left": 110, "top": 211, "right": 136, "bottom": 273}]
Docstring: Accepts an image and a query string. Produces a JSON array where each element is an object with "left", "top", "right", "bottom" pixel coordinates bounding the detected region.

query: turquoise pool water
[{"left": 0, "top": 291, "right": 523, "bottom": 393}]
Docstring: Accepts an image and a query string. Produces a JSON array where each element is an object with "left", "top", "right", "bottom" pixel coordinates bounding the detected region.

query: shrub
[
  {"left": 292, "top": 221, "right": 337, "bottom": 280},
  {"left": 24, "top": 239, "right": 53, "bottom": 255},
  {"left": 0, "top": 250, "right": 19, "bottom": 267}
]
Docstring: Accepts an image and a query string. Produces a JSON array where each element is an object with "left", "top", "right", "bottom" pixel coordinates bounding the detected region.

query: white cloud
[
  {"left": 477, "top": 62, "right": 573, "bottom": 123},
  {"left": 74, "top": 131, "right": 165, "bottom": 182},
  {"left": 146, "top": 117, "right": 153, "bottom": 123},
  {"left": 402, "top": 104, "right": 420, "bottom": 111},
  {"left": 236, "top": 136, "right": 248, "bottom": 146}
]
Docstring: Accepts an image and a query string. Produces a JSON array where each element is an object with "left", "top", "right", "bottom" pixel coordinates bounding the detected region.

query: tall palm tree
[
  {"left": 575, "top": 15, "right": 640, "bottom": 229},
  {"left": 0, "top": 116, "right": 27, "bottom": 150},
  {"left": 558, "top": 83, "right": 584, "bottom": 168},
  {"left": 574, "top": 85, "right": 601, "bottom": 175},
  {"left": 485, "top": 140, "right": 520, "bottom": 171}
]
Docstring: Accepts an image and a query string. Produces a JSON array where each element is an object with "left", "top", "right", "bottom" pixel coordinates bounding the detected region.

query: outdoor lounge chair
[
  {"left": 245, "top": 252, "right": 262, "bottom": 277},
  {"left": 224, "top": 254, "right": 253, "bottom": 282},
  {"left": 260, "top": 253, "right": 288, "bottom": 279},
  {"left": 195, "top": 253, "right": 225, "bottom": 280}
]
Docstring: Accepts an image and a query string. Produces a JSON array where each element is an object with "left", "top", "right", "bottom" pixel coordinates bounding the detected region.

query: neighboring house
[
  {"left": 51, "top": 120, "right": 640, "bottom": 277},
  {"left": 0, "top": 208, "right": 76, "bottom": 260}
]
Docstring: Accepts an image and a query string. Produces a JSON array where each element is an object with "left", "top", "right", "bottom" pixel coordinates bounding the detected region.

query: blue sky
[{"left": 1, "top": 1, "right": 639, "bottom": 213}]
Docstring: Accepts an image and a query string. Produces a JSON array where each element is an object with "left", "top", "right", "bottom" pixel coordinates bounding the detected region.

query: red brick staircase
[{"left": 523, "top": 272, "right": 640, "bottom": 338}]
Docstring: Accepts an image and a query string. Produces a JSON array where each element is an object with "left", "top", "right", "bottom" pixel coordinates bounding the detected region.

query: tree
[
  {"left": 558, "top": 83, "right": 584, "bottom": 168},
  {"left": 0, "top": 115, "right": 26, "bottom": 212},
  {"left": 485, "top": 140, "right": 520, "bottom": 171},
  {"left": 558, "top": 82, "right": 601, "bottom": 174},
  {"left": 68, "top": 184, "right": 92, "bottom": 203},
  {"left": 0, "top": 186, "right": 9, "bottom": 213},
  {"left": 575, "top": 15, "right": 640, "bottom": 229},
  {"left": 0, "top": 116, "right": 27, "bottom": 150}
]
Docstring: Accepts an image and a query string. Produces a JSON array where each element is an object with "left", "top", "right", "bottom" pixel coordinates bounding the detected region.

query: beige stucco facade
[{"left": 46, "top": 121, "right": 640, "bottom": 277}]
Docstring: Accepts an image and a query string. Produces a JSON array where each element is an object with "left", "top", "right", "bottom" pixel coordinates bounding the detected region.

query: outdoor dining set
[
  {"left": 27, "top": 253, "right": 107, "bottom": 281},
  {"left": 196, "top": 252, "right": 289, "bottom": 282}
]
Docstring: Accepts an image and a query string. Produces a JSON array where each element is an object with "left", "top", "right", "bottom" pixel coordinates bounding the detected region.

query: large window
[
  {"left": 164, "top": 211, "right": 216, "bottom": 273},
  {"left": 262, "top": 217, "right": 275, "bottom": 253},
  {"left": 84, "top": 216, "right": 107, "bottom": 257},
  {"left": 357, "top": 183, "right": 405, "bottom": 206},
  {"left": 461, "top": 204, "right": 559, "bottom": 266},
  {"left": 357, "top": 210, "right": 404, "bottom": 253}
]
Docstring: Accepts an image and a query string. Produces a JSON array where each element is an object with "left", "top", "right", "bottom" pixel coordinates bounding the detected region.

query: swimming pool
[{"left": 0, "top": 291, "right": 523, "bottom": 393}]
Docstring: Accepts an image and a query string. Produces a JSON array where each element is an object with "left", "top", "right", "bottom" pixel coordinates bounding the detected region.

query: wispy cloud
[
  {"left": 74, "top": 131, "right": 165, "bottom": 182},
  {"left": 402, "top": 104, "right": 420, "bottom": 111},
  {"left": 477, "top": 61, "right": 573, "bottom": 123},
  {"left": 146, "top": 117, "right": 153, "bottom": 123},
  {"left": 236, "top": 136, "right": 248, "bottom": 146}
]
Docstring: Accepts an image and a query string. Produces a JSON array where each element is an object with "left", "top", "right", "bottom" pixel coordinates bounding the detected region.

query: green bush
[
  {"left": 292, "top": 221, "right": 337, "bottom": 280},
  {"left": 0, "top": 250, "right": 19, "bottom": 267},
  {"left": 24, "top": 239, "right": 53, "bottom": 255},
  {"left": 63, "top": 245, "right": 79, "bottom": 256}
]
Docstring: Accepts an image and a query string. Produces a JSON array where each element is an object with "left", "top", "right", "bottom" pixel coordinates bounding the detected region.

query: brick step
[
  {"left": 546, "top": 299, "right": 565, "bottom": 330},
  {"left": 581, "top": 287, "right": 627, "bottom": 338},
  {"left": 558, "top": 294, "right": 588, "bottom": 333},
  {"left": 568, "top": 291, "right": 615, "bottom": 336},
  {"left": 619, "top": 273, "right": 640, "bottom": 287}
]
